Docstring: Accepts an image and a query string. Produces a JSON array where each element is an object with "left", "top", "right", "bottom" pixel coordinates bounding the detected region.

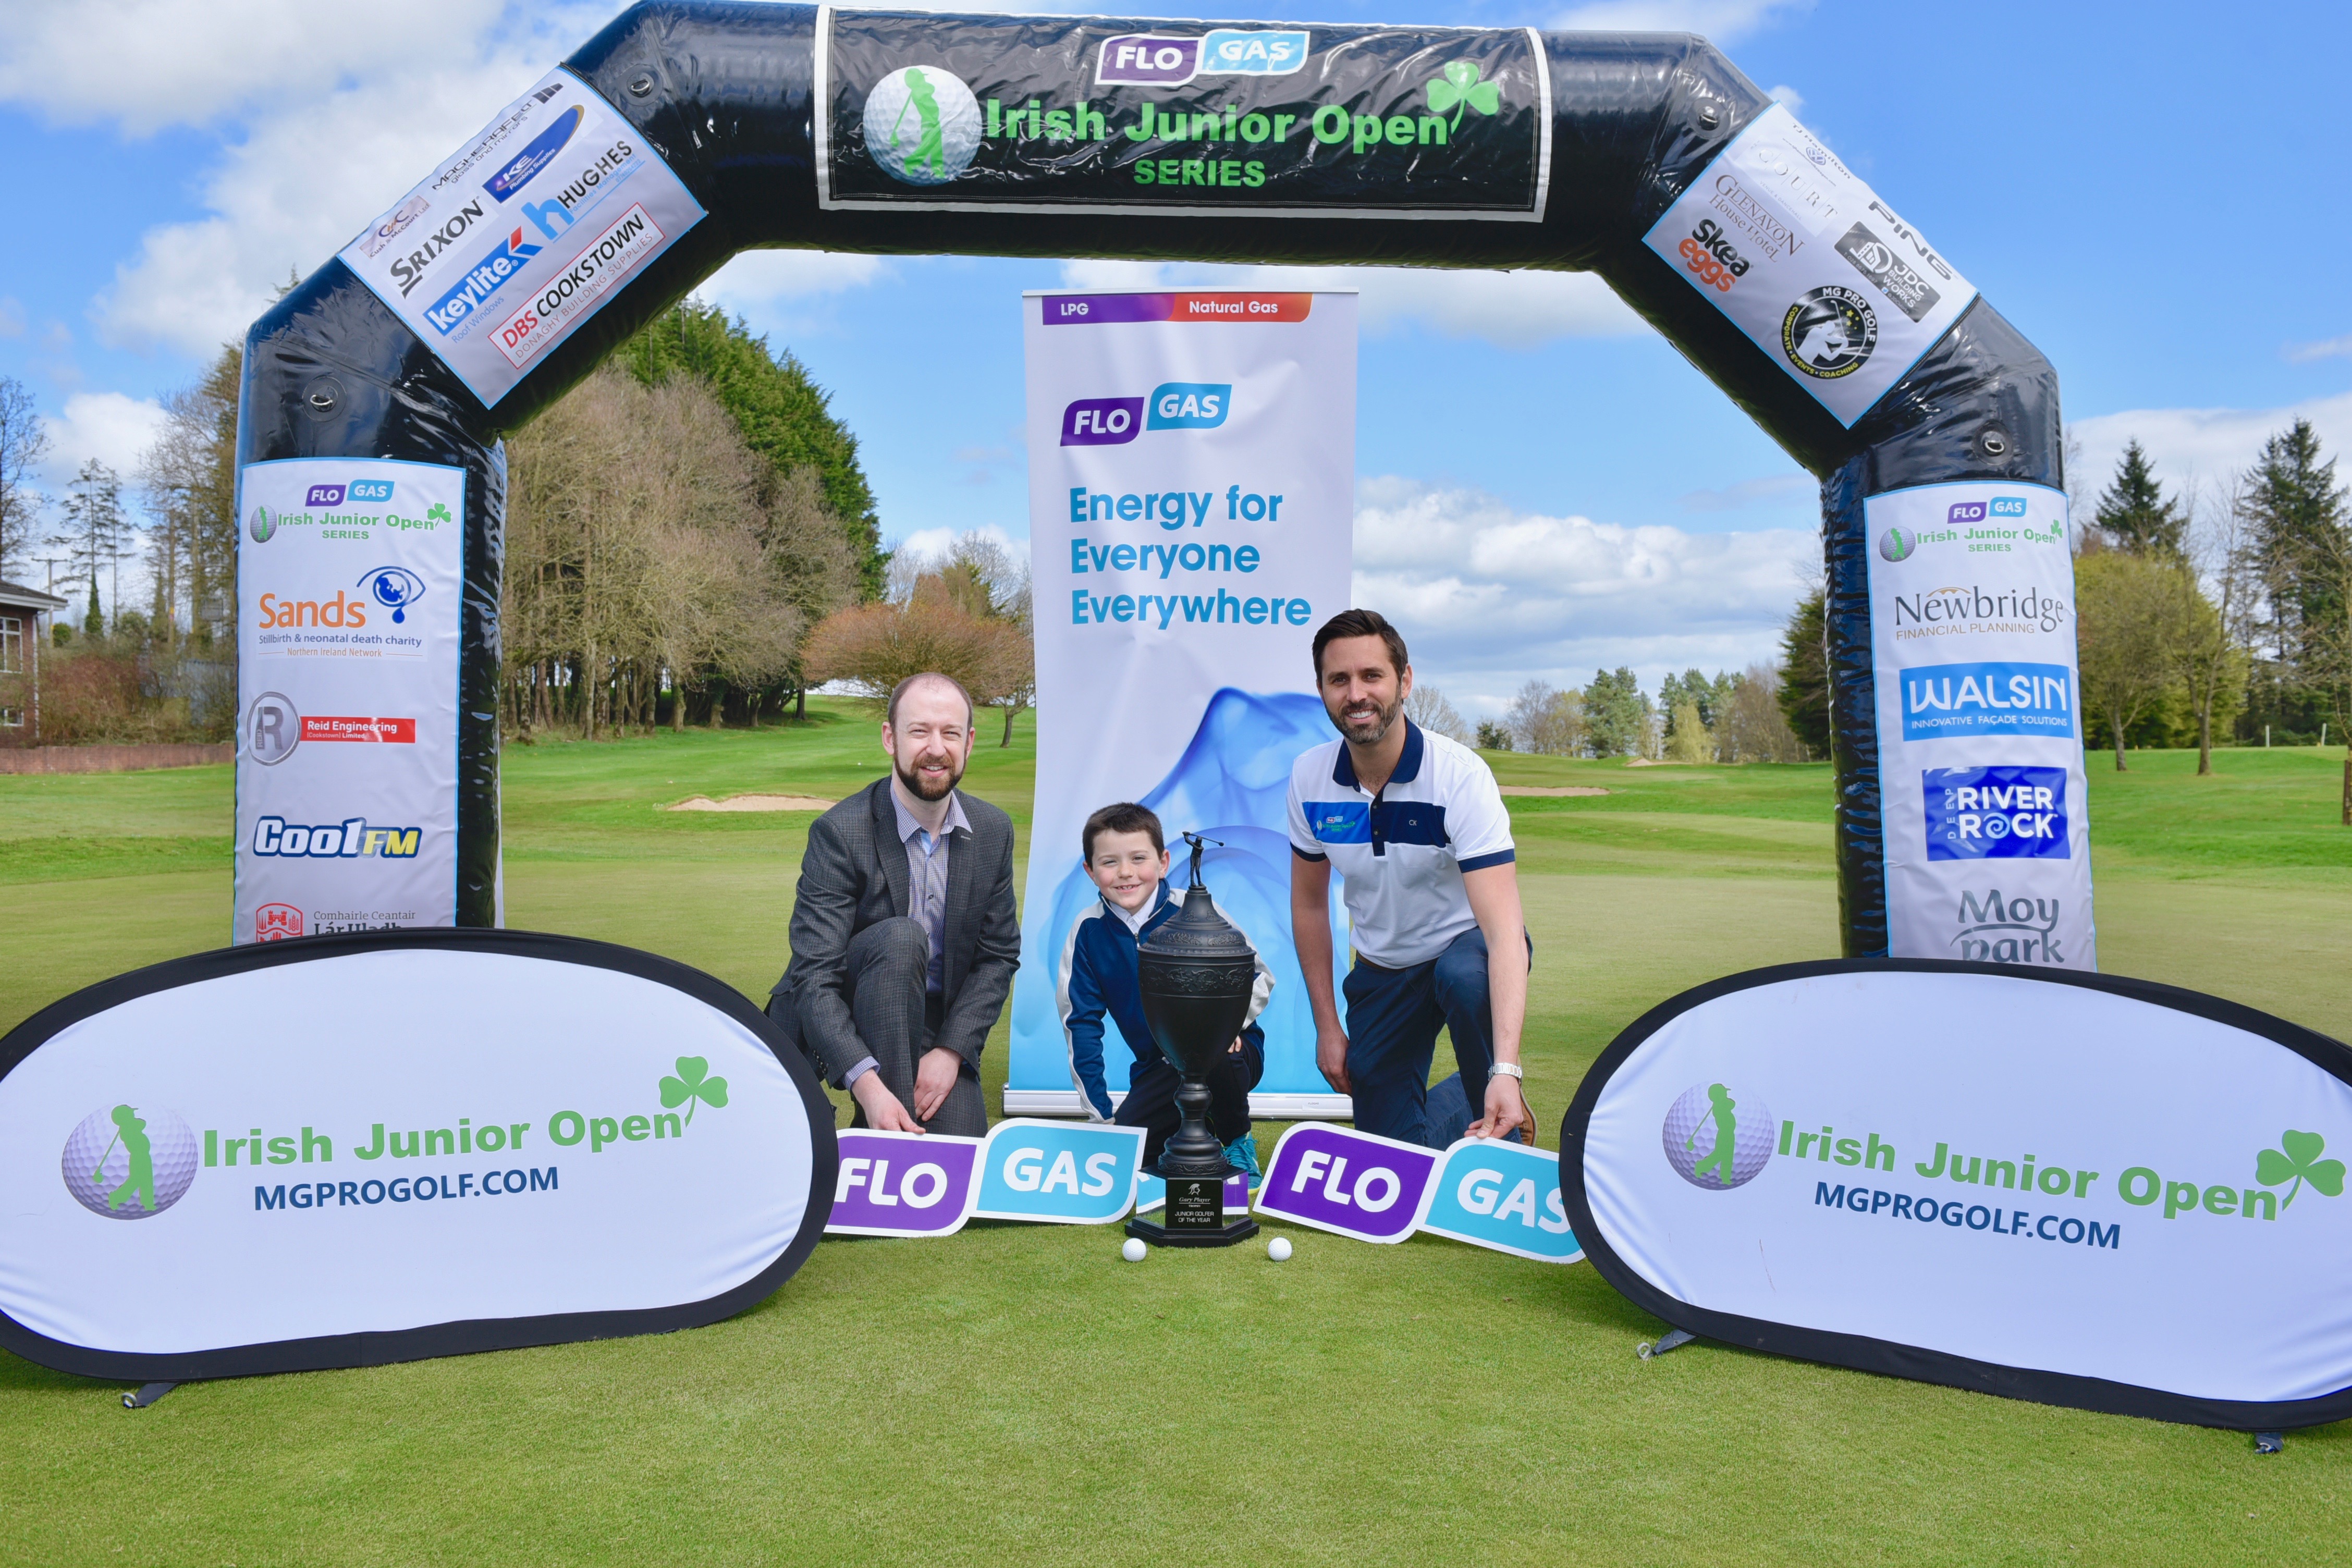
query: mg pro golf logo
[
  {"left": 62, "top": 1105, "right": 199, "bottom": 1219},
  {"left": 1663, "top": 1082, "right": 1775, "bottom": 1190},
  {"left": 1061, "top": 383, "right": 1232, "bottom": 445}
]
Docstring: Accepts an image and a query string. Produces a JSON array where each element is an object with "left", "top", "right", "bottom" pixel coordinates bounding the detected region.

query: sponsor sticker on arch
[
  {"left": 337, "top": 67, "right": 705, "bottom": 407},
  {"left": 1562, "top": 960, "right": 2352, "bottom": 1429},
  {"left": 236, "top": 457, "right": 466, "bottom": 942}
]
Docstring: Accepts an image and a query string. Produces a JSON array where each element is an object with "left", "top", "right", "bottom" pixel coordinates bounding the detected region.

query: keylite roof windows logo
[{"left": 423, "top": 226, "right": 546, "bottom": 334}]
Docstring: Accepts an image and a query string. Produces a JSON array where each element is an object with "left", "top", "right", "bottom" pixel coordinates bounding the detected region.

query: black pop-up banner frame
[{"left": 240, "top": 5, "right": 2062, "bottom": 951}]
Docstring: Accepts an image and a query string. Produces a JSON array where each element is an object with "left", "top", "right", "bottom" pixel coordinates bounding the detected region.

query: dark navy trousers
[{"left": 1342, "top": 926, "right": 1519, "bottom": 1148}]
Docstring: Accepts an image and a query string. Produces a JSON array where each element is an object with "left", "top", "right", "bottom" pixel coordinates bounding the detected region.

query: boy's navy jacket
[{"left": 1058, "top": 881, "right": 1275, "bottom": 1120}]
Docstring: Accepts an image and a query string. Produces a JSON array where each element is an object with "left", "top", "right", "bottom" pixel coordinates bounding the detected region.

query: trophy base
[{"left": 1125, "top": 1212, "right": 1260, "bottom": 1248}]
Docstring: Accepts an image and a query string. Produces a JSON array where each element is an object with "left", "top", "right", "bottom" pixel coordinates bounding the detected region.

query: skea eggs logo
[
  {"left": 423, "top": 226, "right": 545, "bottom": 334},
  {"left": 1662, "top": 1082, "right": 1775, "bottom": 1190},
  {"left": 1923, "top": 765, "right": 2069, "bottom": 862},
  {"left": 1061, "top": 383, "right": 1232, "bottom": 446},
  {"left": 1781, "top": 285, "right": 1878, "bottom": 379},
  {"left": 1677, "top": 218, "right": 1749, "bottom": 292},
  {"left": 63, "top": 1104, "right": 199, "bottom": 1219},
  {"left": 251, "top": 817, "right": 422, "bottom": 859}
]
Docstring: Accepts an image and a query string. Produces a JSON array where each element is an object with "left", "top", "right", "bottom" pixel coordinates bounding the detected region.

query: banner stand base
[
  {"left": 1636, "top": 1329, "right": 1696, "bottom": 1361},
  {"left": 123, "top": 1382, "right": 179, "bottom": 1410},
  {"left": 2255, "top": 1432, "right": 2285, "bottom": 1455}
]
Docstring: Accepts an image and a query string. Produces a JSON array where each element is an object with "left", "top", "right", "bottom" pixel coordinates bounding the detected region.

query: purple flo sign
[
  {"left": 826, "top": 1130, "right": 981, "bottom": 1238},
  {"left": 1254, "top": 1124, "right": 1440, "bottom": 1243}
]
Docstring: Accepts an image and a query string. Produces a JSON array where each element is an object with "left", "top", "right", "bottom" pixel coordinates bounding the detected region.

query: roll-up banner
[
  {"left": 1640, "top": 103, "right": 1978, "bottom": 429},
  {"left": 0, "top": 931, "right": 833, "bottom": 1382},
  {"left": 817, "top": 9, "right": 1552, "bottom": 220},
  {"left": 1563, "top": 961, "right": 2352, "bottom": 1429},
  {"left": 1867, "top": 484, "right": 2091, "bottom": 968},
  {"left": 1008, "top": 289, "right": 1356, "bottom": 1119},
  {"left": 235, "top": 459, "right": 469, "bottom": 943}
]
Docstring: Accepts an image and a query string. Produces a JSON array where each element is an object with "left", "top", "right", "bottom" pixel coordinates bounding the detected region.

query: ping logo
[
  {"left": 1059, "top": 383, "right": 1233, "bottom": 446},
  {"left": 423, "top": 227, "right": 545, "bottom": 334}
]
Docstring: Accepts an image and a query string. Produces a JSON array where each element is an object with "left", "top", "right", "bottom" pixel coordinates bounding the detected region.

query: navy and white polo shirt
[{"left": 1286, "top": 718, "right": 1515, "bottom": 969}]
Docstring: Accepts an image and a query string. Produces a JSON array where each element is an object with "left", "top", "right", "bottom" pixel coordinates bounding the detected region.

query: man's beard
[
  {"left": 1328, "top": 691, "right": 1402, "bottom": 746},
  {"left": 896, "top": 749, "right": 965, "bottom": 802}
]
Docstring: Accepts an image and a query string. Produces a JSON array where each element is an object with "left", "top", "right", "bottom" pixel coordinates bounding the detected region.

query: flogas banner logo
[
  {"left": 1901, "top": 661, "right": 2073, "bottom": 740},
  {"left": 1061, "top": 383, "right": 1232, "bottom": 445},
  {"left": 1420, "top": 1139, "right": 1580, "bottom": 1263},
  {"left": 1923, "top": 765, "right": 2068, "bottom": 861},
  {"left": 1255, "top": 1124, "right": 1441, "bottom": 1242},
  {"left": 423, "top": 226, "right": 545, "bottom": 334},
  {"left": 1096, "top": 30, "right": 1312, "bottom": 87},
  {"left": 972, "top": 1119, "right": 1145, "bottom": 1223},
  {"left": 1662, "top": 1082, "right": 1775, "bottom": 1190},
  {"left": 303, "top": 481, "right": 395, "bottom": 509},
  {"left": 485, "top": 103, "right": 584, "bottom": 201},
  {"left": 62, "top": 1105, "right": 199, "bottom": 1219},
  {"left": 829, "top": 1130, "right": 982, "bottom": 1236}
]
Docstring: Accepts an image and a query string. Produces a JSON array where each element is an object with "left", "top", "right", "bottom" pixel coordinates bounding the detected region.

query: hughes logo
[
  {"left": 387, "top": 200, "right": 487, "bottom": 297},
  {"left": 485, "top": 103, "right": 583, "bottom": 202},
  {"left": 251, "top": 817, "right": 423, "bottom": 859},
  {"left": 1662, "top": 1082, "right": 1775, "bottom": 1190},
  {"left": 62, "top": 1104, "right": 199, "bottom": 1219},
  {"left": 423, "top": 227, "right": 544, "bottom": 334},
  {"left": 1922, "top": 765, "right": 2069, "bottom": 862},
  {"left": 1061, "top": 383, "right": 1232, "bottom": 445},
  {"left": 1901, "top": 660, "right": 2073, "bottom": 740}
]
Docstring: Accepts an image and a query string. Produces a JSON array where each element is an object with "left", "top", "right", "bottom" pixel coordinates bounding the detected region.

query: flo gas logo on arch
[{"left": 1061, "top": 383, "right": 1233, "bottom": 445}]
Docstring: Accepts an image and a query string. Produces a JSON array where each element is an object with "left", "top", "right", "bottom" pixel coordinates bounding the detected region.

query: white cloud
[
  {"left": 1551, "top": 1, "right": 1813, "bottom": 44},
  {"left": 704, "top": 251, "right": 892, "bottom": 308},
  {"left": 0, "top": 0, "right": 519, "bottom": 134},
  {"left": 39, "top": 393, "right": 168, "bottom": 486},
  {"left": 1677, "top": 471, "right": 1812, "bottom": 513},
  {"left": 1056, "top": 260, "right": 1644, "bottom": 348},
  {"left": 2286, "top": 334, "right": 2352, "bottom": 364},
  {"left": 2072, "top": 389, "right": 2352, "bottom": 499},
  {"left": 1352, "top": 476, "right": 1815, "bottom": 712},
  {"left": 1765, "top": 83, "right": 1805, "bottom": 119}
]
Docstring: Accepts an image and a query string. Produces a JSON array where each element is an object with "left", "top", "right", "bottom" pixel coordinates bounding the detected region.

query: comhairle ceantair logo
[
  {"left": 1662, "top": 1082, "right": 1775, "bottom": 1190},
  {"left": 62, "top": 1104, "right": 199, "bottom": 1219}
]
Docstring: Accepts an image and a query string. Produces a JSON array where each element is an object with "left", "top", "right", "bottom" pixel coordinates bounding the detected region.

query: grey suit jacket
[{"left": 774, "top": 777, "right": 1021, "bottom": 1085}]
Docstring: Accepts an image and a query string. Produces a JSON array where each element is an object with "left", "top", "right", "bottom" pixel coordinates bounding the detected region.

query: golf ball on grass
[
  {"left": 1122, "top": 1238, "right": 1148, "bottom": 1263},
  {"left": 1267, "top": 1236, "right": 1292, "bottom": 1261}
]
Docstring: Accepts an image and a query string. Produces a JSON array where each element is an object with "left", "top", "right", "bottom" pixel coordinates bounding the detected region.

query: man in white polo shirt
[{"left": 1287, "top": 608, "right": 1531, "bottom": 1147}]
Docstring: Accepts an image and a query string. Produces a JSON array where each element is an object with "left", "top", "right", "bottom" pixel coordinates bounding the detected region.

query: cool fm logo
[{"left": 1061, "top": 383, "right": 1232, "bottom": 446}]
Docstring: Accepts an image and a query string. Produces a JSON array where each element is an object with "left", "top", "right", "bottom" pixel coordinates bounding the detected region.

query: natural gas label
[{"left": 816, "top": 8, "right": 1551, "bottom": 218}]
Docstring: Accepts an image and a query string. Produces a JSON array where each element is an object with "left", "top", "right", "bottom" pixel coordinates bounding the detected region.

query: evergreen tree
[
  {"left": 1777, "top": 587, "right": 1831, "bottom": 757},
  {"left": 2243, "top": 419, "right": 2348, "bottom": 672},
  {"left": 619, "top": 301, "right": 885, "bottom": 598},
  {"left": 1583, "top": 667, "right": 1650, "bottom": 758},
  {"left": 2093, "top": 439, "right": 2186, "bottom": 557}
]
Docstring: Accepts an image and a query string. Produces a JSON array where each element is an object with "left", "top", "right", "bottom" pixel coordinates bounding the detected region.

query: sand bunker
[
  {"left": 1497, "top": 786, "right": 1610, "bottom": 798},
  {"left": 666, "top": 793, "right": 838, "bottom": 813}
]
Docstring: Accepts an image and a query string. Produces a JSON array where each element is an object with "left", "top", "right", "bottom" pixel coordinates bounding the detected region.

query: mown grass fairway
[{"left": 3, "top": 716, "right": 2349, "bottom": 1564}]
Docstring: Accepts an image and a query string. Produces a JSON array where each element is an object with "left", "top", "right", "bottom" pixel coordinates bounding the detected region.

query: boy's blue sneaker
[{"left": 1223, "top": 1134, "right": 1261, "bottom": 1182}]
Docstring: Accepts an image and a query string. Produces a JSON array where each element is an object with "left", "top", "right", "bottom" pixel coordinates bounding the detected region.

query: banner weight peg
[
  {"left": 123, "top": 1381, "right": 179, "bottom": 1409},
  {"left": 1636, "top": 1329, "right": 1697, "bottom": 1361},
  {"left": 2255, "top": 1432, "right": 2285, "bottom": 1455}
]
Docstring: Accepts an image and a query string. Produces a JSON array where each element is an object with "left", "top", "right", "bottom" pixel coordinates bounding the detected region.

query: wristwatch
[{"left": 1490, "top": 1062, "right": 1524, "bottom": 1082}]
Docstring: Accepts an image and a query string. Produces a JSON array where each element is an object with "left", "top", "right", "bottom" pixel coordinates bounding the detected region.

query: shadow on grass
[{"left": 0, "top": 1348, "right": 124, "bottom": 1399}]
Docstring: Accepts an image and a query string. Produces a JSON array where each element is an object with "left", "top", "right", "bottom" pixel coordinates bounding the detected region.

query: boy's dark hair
[
  {"left": 1312, "top": 608, "right": 1410, "bottom": 683},
  {"left": 1082, "top": 802, "right": 1165, "bottom": 863}
]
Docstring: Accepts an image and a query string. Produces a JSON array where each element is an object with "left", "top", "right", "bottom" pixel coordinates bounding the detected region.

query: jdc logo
[
  {"left": 1662, "top": 1082, "right": 1775, "bottom": 1190},
  {"left": 1059, "top": 383, "right": 1232, "bottom": 446}
]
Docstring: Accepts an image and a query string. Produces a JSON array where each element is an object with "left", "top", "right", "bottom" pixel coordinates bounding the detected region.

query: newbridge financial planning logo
[{"left": 1663, "top": 1082, "right": 1776, "bottom": 1190}]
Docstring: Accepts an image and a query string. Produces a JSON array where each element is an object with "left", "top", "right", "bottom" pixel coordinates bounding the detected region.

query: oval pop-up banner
[
  {"left": 1561, "top": 960, "right": 2352, "bottom": 1429},
  {"left": 0, "top": 930, "right": 836, "bottom": 1382}
]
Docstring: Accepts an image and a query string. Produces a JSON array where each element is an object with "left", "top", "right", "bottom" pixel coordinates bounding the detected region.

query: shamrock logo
[
  {"left": 1426, "top": 60, "right": 1501, "bottom": 131},
  {"left": 426, "top": 502, "right": 451, "bottom": 523},
  {"left": 658, "top": 1056, "right": 730, "bottom": 1126},
  {"left": 2255, "top": 1130, "right": 2345, "bottom": 1209}
]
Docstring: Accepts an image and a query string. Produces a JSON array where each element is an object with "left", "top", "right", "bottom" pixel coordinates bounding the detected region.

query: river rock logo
[
  {"left": 62, "top": 1105, "right": 199, "bottom": 1219},
  {"left": 1879, "top": 525, "right": 1917, "bottom": 562},
  {"left": 1662, "top": 1082, "right": 1774, "bottom": 1190},
  {"left": 1781, "top": 285, "right": 1878, "bottom": 379},
  {"left": 862, "top": 66, "right": 982, "bottom": 187},
  {"left": 249, "top": 505, "right": 275, "bottom": 544}
]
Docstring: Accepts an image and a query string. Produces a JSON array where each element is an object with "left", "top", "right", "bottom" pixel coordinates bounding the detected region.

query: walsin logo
[
  {"left": 423, "top": 227, "right": 545, "bottom": 334},
  {"left": 1901, "top": 661, "right": 2073, "bottom": 740}
]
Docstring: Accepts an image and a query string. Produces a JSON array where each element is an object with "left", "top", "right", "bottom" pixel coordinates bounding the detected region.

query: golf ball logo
[
  {"left": 862, "top": 66, "right": 982, "bottom": 186},
  {"left": 249, "top": 505, "right": 275, "bottom": 543},
  {"left": 1661, "top": 1082, "right": 1774, "bottom": 1190},
  {"left": 62, "top": 1104, "right": 199, "bottom": 1219},
  {"left": 1879, "top": 525, "right": 1917, "bottom": 562}
]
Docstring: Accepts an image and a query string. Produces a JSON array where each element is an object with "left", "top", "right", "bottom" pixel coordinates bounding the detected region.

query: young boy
[{"left": 1059, "top": 801, "right": 1269, "bottom": 1177}]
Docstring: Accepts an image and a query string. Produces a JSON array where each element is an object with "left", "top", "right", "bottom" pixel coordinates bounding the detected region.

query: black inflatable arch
[{"left": 239, "top": 4, "right": 2060, "bottom": 950}]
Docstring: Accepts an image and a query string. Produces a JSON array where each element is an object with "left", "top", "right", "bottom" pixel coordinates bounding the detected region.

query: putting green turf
[{"left": 3, "top": 718, "right": 2349, "bottom": 1565}]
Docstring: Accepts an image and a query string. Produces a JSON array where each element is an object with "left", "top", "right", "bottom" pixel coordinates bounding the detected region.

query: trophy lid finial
[{"left": 1182, "top": 830, "right": 1221, "bottom": 891}]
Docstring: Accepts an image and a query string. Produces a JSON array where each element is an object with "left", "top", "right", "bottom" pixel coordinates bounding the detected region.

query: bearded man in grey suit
[{"left": 769, "top": 672, "right": 1019, "bottom": 1136}]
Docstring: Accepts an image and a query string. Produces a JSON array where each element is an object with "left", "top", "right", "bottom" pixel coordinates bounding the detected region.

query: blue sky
[{"left": 4, "top": 0, "right": 2347, "bottom": 717}]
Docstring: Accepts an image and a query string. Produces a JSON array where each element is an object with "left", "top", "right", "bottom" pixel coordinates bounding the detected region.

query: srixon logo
[{"left": 1950, "top": 888, "right": 2063, "bottom": 964}]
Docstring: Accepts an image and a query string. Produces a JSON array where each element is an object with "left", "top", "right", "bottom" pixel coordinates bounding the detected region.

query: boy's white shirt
[{"left": 1056, "top": 880, "right": 1277, "bottom": 1122}]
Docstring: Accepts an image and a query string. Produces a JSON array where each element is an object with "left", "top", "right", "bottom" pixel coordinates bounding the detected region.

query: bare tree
[
  {"left": 0, "top": 375, "right": 48, "bottom": 581},
  {"left": 138, "top": 347, "right": 241, "bottom": 646},
  {"left": 1505, "top": 678, "right": 1585, "bottom": 756},
  {"left": 804, "top": 572, "right": 1029, "bottom": 715},
  {"left": 1402, "top": 683, "right": 1472, "bottom": 744},
  {"left": 1716, "top": 664, "right": 1808, "bottom": 763},
  {"left": 889, "top": 531, "right": 1035, "bottom": 743},
  {"left": 2166, "top": 476, "right": 2254, "bottom": 776},
  {"left": 2075, "top": 549, "right": 2190, "bottom": 770}
]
